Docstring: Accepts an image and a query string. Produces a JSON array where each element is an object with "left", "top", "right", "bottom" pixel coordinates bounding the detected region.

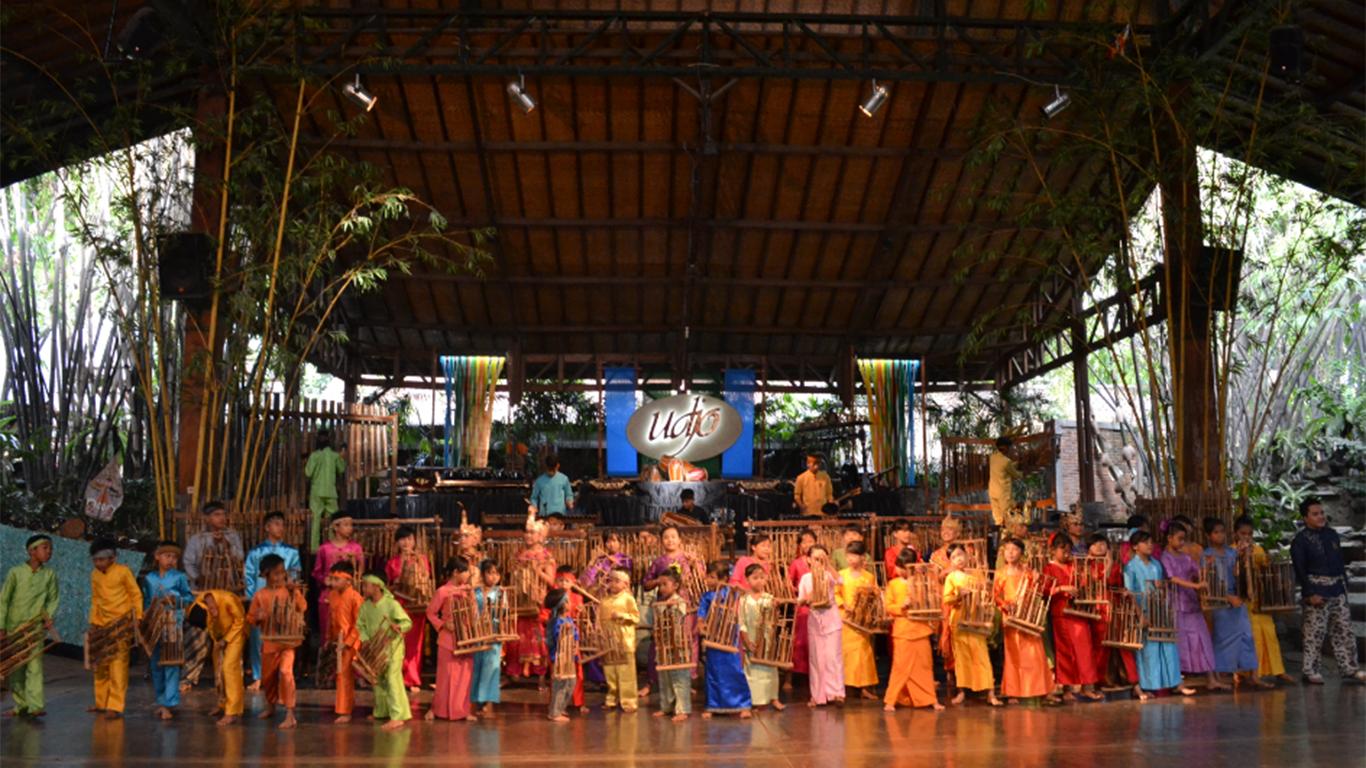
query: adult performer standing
[{"left": 793, "top": 454, "right": 834, "bottom": 518}]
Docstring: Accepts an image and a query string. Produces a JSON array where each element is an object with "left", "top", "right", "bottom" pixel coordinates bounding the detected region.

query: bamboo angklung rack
[
  {"left": 196, "top": 535, "right": 246, "bottom": 595},
  {"left": 748, "top": 597, "right": 796, "bottom": 670},
  {"left": 1135, "top": 489, "right": 1237, "bottom": 547},
  {"left": 137, "top": 596, "right": 185, "bottom": 665},
  {"left": 1199, "top": 554, "right": 1233, "bottom": 610},
  {"left": 449, "top": 590, "right": 495, "bottom": 655},
  {"left": 1002, "top": 571, "right": 1053, "bottom": 636},
  {"left": 0, "top": 616, "right": 55, "bottom": 679},
  {"left": 1103, "top": 589, "right": 1144, "bottom": 650},
  {"left": 1063, "top": 556, "right": 1109, "bottom": 620},
  {"left": 261, "top": 590, "right": 307, "bottom": 648},
  {"left": 185, "top": 509, "right": 310, "bottom": 556},
  {"left": 901, "top": 564, "right": 943, "bottom": 622},
  {"left": 872, "top": 514, "right": 991, "bottom": 569},
  {"left": 955, "top": 570, "right": 996, "bottom": 636},
  {"left": 551, "top": 619, "right": 580, "bottom": 680},
  {"left": 1248, "top": 557, "right": 1297, "bottom": 613},
  {"left": 353, "top": 620, "right": 403, "bottom": 685},
  {"left": 1141, "top": 579, "right": 1177, "bottom": 643},
  {"left": 351, "top": 517, "right": 441, "bottom": 580},
  {"left": 482, "top": 587, "right": 520, "bottom": 642},
  {"left": 578, "top": 603, "right": 628, "bottom": 665},
  {"left": 85, "top": 612, "right": 136, "bottom": 670},
  {"left": 959, "top": 538, "right": 989, "bottom": 571},
  {"left": 745, "top": 517, "right": 876, "bottom": 566},
  {"left": 652, "top": 599, "right": 696, "bottom": 672},
  {"left": 767, "top": 560, "right": 798, "bottom": 603},
  {"left": 843, "top": 586, "right": 889, "bottom": 635},
  {"left": 392, "top": 554, "right": 436, "bottom": 611},
  {"left": 700, "top": 588, "right": 743, "bottom": 653}
]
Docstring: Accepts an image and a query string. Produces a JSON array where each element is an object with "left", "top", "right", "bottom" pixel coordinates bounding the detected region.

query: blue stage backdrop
[
  {"left": 605, "top": 366, "right": 638, "bottom": 476},
  {"left": 721, "top": 368, "right": 755, "bottom": 478}
]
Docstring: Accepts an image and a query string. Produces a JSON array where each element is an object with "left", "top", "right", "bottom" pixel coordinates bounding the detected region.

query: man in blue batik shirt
[
  {"left": 243, "top": 511, "right": 301, "bottom": 687},
  {"left": 529, "top": 455, "right": 574, "bottom": 521}
]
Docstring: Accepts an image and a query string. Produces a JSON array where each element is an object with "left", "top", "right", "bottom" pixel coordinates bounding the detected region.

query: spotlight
[
  {"left": 858, "top": 81, "right": 889, "bottom": 118},
  {"left": 342, "top": 74, "right": 378, "bottom": 112},
  {"left": 1041, "top": 86, "right": 1071, "bottom": 119},
  {"left": 507, "top": 77, "right": 536, "bottom": 114}
]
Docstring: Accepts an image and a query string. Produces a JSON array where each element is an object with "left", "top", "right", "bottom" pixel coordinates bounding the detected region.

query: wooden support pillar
[
  {"left": 177, "top": 92, "right": 227, "bottom": 504},
  {"left": 1160, "top": 122, "right": 1219, "bottom": 491},
  {"left": 1071, "top": 296, "right": 1096, "bottom": 504}
]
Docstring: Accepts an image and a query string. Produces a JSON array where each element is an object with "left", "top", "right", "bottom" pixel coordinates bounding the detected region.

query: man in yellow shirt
[
  {"left": 988, "top": 437, "right": 1022, "bottom": 528},
  {"left": 794, "top": 454, "right": 835, "bottom": 517},
  {"left": 188, "top": 590, "right": 248, "bottom": 725},
  {"left": 87, "top": 538, "right": 143, "bottom": 718}
]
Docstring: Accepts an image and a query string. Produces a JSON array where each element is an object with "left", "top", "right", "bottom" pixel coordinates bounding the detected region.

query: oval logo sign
[{"left": 626, "top": 394, "right": 742, "bottom": 462}]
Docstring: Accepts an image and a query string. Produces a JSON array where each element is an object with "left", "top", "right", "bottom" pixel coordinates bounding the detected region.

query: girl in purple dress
[{"left": 1158, "top": 522, "right": 1227, "bottom": 691}]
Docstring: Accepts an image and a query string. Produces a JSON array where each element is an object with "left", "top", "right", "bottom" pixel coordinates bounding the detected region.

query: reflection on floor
[{"left": 2, "top": 657, "right": 1363, "bottom": 767}]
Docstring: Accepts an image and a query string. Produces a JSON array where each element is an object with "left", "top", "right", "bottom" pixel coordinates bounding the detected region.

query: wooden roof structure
[{"left": 3, "top": 1, "right": 1363, "bottom": 396}]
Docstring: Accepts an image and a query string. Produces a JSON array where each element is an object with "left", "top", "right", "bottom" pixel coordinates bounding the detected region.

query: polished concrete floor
[{"left": 2, "top": 657, "right": 1363, "bottom": 767}]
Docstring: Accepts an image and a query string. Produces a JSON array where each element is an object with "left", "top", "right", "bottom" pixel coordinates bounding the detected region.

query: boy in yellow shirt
[
  {"left": 188, "top": 590, "right": 247, "bottom": 725},
  {"left": 87, "top": 538, "right": 143, "bottom": 719},
  {"left": 600, "top": 568, "right": 640, "bottom": 712}
]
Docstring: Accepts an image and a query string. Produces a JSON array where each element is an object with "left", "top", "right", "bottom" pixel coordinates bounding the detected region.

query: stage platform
[{"left": 3, "top": 656, "right": 1362, "bottom": 767}]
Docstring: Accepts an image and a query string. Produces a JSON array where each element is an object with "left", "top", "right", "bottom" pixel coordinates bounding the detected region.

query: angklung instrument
[
  {"left": 699, "top": 588, "right": 743, "bottom": 654},
  {"left": 137, "top": 595, "right": 185, "bottom": 665},
  {"left": 842, "top": 586, "right": 889, "bottom": 635},
  {"left": 955, "top": 570, "right": 996, "bottom": 636},
  {"left": 260, "top": 588, "right": 307, "bottom": 649},
  {"left": 652, "top": 599, "right": 697, "bottom": 672},
  {"left": 1141, "top": 579, "right": 1177, "bottom": 643},
  {"left": 1102, "top": 589, "right": 1144, "bottom": 650},
  {"left": 901, "top": 563, "right": 943, "bottom": 622},
  {"left": 353, "top": 620, "right": 403, "bottom": 685},
  {"left": 0, "top": 615, "right": 58, "bottom": 679},
  {"left": 1001, "top": 571, "right": 1053, "bottom": 636},
  {"left": 551, "top": 619, "right": 580, "bottom": 681},
  {"left": 198, "top": 535, "right": 245, "bottom": 595},
  {"left": 748, "top": 597, "right": 796, "bottom": 670},
  {"left": 1063, "top": 556, "right": 1109, "bottom": 620},
  {"left": 84, "top": 611, "right": 136, "bottom": 670}
]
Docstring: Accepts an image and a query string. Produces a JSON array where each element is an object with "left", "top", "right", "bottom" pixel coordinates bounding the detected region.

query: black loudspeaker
[
  {"left": 1269, "top": 26, "right": 1305, "bottom": 84},
  {"left": 157, "top": 232, "right": 213, "bottom": 303}
]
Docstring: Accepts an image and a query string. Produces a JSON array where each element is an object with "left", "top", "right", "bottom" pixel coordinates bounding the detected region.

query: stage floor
[{"left": 3, "top": 657, "right": 1363, "bottom": 767}]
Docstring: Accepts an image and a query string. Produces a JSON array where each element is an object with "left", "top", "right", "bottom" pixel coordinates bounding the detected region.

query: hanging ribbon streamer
[
  {"left": 440, "top": 355, "right": 505, "bottom": 468},
  {"left": 857, "top": 358, "right": 919, "bottom": 487}
]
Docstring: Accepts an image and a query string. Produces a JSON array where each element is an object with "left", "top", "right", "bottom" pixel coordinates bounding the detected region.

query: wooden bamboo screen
[
  {"left": 939, "top": 430, "right": 1056, "bottom": 499},
  {"left": 1135, "top": 489, "right": 1238, "bottom": 546}
]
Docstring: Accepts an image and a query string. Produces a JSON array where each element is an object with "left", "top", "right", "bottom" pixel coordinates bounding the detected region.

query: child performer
[
  {"left": 788, "top": 529, "right": 818, "bottom": 682},
  {"left": 427, "top": 556, "right": 479, "bottom": 722},
  {"left": 798, "top": 545, "right": 844, "bottom": 707},
  {"left": 583, "top": 531, "right": 632, "bottom": 595},
  {"left": 698, "top": 560, "right": 752, "bottom": 718},
  {"left": 384, "top": 525, "right": 431, "bottom": 692},
  {"left": 552, "top": 566, "right": 590, "bottom": 712},
  {"left": 651, "top": 571, "right": 692, "bottom": 722},
  {"left": 943, "top": 543, "right": 1001, "bottom": 706},
  {"left": 1043, "top": 534, "right": 1101, "bottom": 701},
  {"left": 246, "top": 554, "right": 307, "bottom": 729},
  {"left": 1234, "top": 516, "right": 1295, "bottom": 683},
  {"left": 456, "top": 511, "right": 485, "bottom": 584},
  {"left": 1088, "top": 534, "right": 1137, "bottom": 690},
  {"left": 601, "top": 568, "right": 641, "bottom": 712},
  {"left": 511, "top": 513, "right": 556, "bottom": 681},
  {"left": 0, "top": 534, "right": 58, "bottom": 718},
  {"left": 358, "top": 573, "right": 413, "bottom": 730},
  {"left": 929, "top": 516, "right": 962, "bottom": 578},
  {"left": 326, "top": 561, "right": 364, "bottom": 723},
  {"left": 312, "top": 512, "right": 364, "bottom": 635},
  {"left": 740, "top": 563, "right": 784, "bottom": 711},
  {"left": 883, "top": 548, "right": 943, "bottom": 711},
  {"left": 884, "top": 520, "right": 919, "bottom": 577},
  {"left": 993, "top": 538, "right": 1054, "bottom": 704},
  {"left": 1290, "top": 497, "right": 1366, "bottom": 684},
  {"left": 544, "top": 588, "right": 577, "bottom": 723},
  {"left": 244, "top": 512, "right": 301, "bottom": 689},
  {"left": 88, "top": 538, "right": 143, "bottom": 719},
  {"left": 1123, "top": 531, "right": 1194, "bottom": 698},
  {"left": 832, "top": 525, "right": 864, "bottom": 571},
  {"left": 730, "top": 534, "right": 773, "bottom": 588},
  {"left": 1159, "top": 522, "right": 1225, "bottom": 691},
  {"left": 142, "top": 541, "right": 194, "bottom": 720},
  {"left": 188, "top": 589, "right": 247, "bottom": 725},
  {"left": 836, "top": 541, "right": 879, "bottom": 700},
  {"left": 1204, "top": 518, "right": 1267, "bottom": 688},
  {"left": 995, "top": 512, "right": 1031, "bottom": 572},
  {"left": 472, "top": 560, "right": 504, "bottom": 715}
]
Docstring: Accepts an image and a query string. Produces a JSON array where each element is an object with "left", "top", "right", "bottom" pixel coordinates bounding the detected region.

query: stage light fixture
[
  {"left": 858, "top": 81, "right": 890, "bottom": 117},
  {"left": 342, "top": 75, "right": 378, "bottom": 112},
  {"left": 1041, "top": 87, "right": 1071, "bottom": 119},
  {"left": 507, "top": 77, "right": 537, "bottom": 114}
]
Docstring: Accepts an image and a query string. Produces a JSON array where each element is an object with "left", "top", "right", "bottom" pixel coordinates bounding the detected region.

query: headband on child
[{"left": 26, "top": 535, "right": 52, "bottom": 552}]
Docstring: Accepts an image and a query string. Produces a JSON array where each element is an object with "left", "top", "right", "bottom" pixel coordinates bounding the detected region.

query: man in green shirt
[
  {"left": 305, "top": 431, "right": 347, "bottom": 551},
  {"left": 0, "top": 534, "right": 60, "bottom": 717}
]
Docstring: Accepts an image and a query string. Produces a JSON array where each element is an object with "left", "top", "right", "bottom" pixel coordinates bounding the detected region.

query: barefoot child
[
  {"left": 142, "top": 541, "right": 194, "bottom": 720},
  {"left": 312, "top": 512, "right": 364, "bottom": 635},
  {"left": 326, "top": 561, "right": 363, "bottom": 723},
  {"left": 427, "top": 557, "right": 479, "bottom": 722},
  {"left": 472, "top": 561, "right": 505, "bottom": 716},
  {"left": 384, "top": 526, "right": 431, "bottom": 692},
  {"left": 243, "top": 512, "right": 301, "bottom": 691},
  {"left": 1160, "top": 522, "right": 1224, "bottom": 691},
  {"left": 1123, "top": 531, "right": 1194, "bottom": 699},
  {"left": 601, "top": 568, "right": 641, "bottom": 712},
  {"left": 359, "top": 573, "right": 413, "bottom": 730},
  {"left": 88, "top": 538, "right": 143, "bottom": 719},
  {"left": 993, "top": 538, "right": 1054, "bottom": 704},
  {"left": 246, "top": 554, "right": 306, "bottom": 729},
  {"left": 798, "top": 545, "right": 844, "bottom": 707},
  {"left": 1204, "top": 518, "right": 1266, "bottom": 689},
  {"left": 740, "top": 563, "right": 785, "bottom": 712},
  {"left": 943, "top": 543, "right": 1001, "bottom": 707},
  {"left": 836, "top": 541, "right": 879, "bottom": 701},
  {"left": 651, "top": 571, "right": 692, "bottom": 722},
  {"left": 0, "top": 534, "right": 59, "bottom": 718},
  {"left": 699, "top": 560, "right": 752, "bottom": 719},
  {"left": 544, "top": 588, "right": 577, "bottom": 723},
  {"left": 1043, "top": 534, "right": 1101, "bottom": 702},
  {"left": 1234, "top": 516, "right": 1294, "bottom": 684},
  {"left": 187, "top": 589, "right": 247, "bottom": 724},
  {"left": 883, "top": 549, "right": 943, "bottom": 711}
]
